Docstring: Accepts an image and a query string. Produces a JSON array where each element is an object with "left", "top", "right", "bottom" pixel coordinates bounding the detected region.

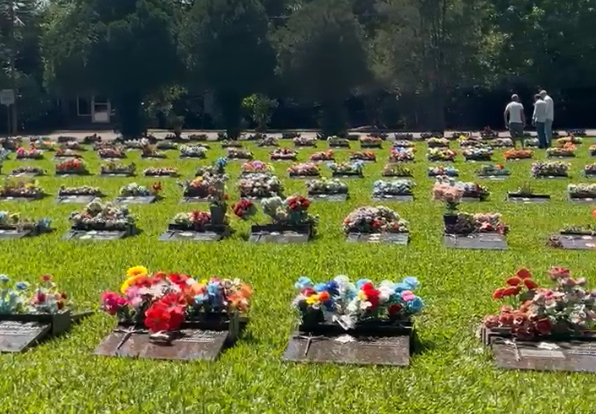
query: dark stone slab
[
  {"left": 360, "top": 143, "right": 382, "bottom": 149},
  {"left": 552, "top": 234, "right": 596, "bottom": 250},
  {"left": 63, "top": 225, "right": 134, "bottom": 241},
  {"left": 329, "top": 144, "right": 351, "bottom": 148},
  {"left": 9, "top": 172, "right": 44, "bottom": 178},
  {"left": 0, "top": 195, "right": 42, "bottom": 202},
  {"left": 461, "top": 196, "right": 482, "bottom": 202},
  {"left": 0, "top": 228, "right": 35, "bottom": 240},
  {"left": 100, "top": 172, "right": 135, "bottom": 177},
  {"left": 464, "top": 157, "right": 492, "bottom": 162},
  {"left": 346, "top": 232, "right": 409, "bottom": 245},
  {"left": 584, "top": 174, "right": 596, "bottom": 179},
  {"left": 283, "top": 331, "right": 411, "bottom": 366},
  {"left": 56, "top": 195, "right": 97, "bottom": 204},
  {"left": 507, "top": 194, "right": 550, "bottom": 203},
  {"left": 477, "top": 175, "right": 509, "bottom": 181},
  {"left": 180, "top": 196, "right": 210, "bottom": 203},
  {"left": 371, "top": 194, "right": 413, "bottom": 202},
  {"left": 568, "top": 195, "right": 596, "bottom": 204},
  {"left": 249, "top": 224, "right": 311, "bottom": 243},
  {"left": 443, "top": 232, "right": 508, "bottom": 250},
  {"left": 0, "top": 312, "right": 71, "bottom": 353},
  {"left": 180, "top": 155, "right": 206, "bottom": 159},
  {"left": 308, "top": 193, "right": 348, "bottom": 202},
  {"left": 114, "top": 196, "right": 157, "bottom": 204},
  {"left": 55, "top": 171, "right": 90, "bottom": 177},
  {"left": 534, "top": 175, "right": 568, "bottom": 179},
  {"left": 159, "top": 225, "right": 230, "bottom": 242}
]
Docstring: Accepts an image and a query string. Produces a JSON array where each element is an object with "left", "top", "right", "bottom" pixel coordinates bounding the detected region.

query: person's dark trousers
[
  {"left": 509, "top": 122, "right": 525, "bottom": 148},
  {"left": 536, "top": 122, "right": 547, "bottom": 148}
]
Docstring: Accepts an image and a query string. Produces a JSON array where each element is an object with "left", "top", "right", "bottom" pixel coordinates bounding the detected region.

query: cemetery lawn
[{"left": 1, "top": 140, "right": 596, "bottom": 413}]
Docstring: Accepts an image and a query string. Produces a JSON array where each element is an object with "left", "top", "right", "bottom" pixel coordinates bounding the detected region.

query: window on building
[{"left": 77, "top": 96, "right": 91, "bottom": 116}]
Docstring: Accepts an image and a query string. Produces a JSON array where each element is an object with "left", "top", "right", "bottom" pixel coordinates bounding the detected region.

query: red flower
[
  {"left": 152, "top": 182, "right": 162, "bottom": 193},
  {"left": 506, "top": 277, "right": 521, "bottom": 286},
  {"left": 502, "top": 286, "right": 520, "bottom": 297},
  {"left": 41, "top": 274, "right": 52, "bottom": 282},
  {"left": 534, "top": 318, "right": 552, "bottom": 335},
  {"left": 36, "top": 292, "right": 47, "bottom": 303},
  {"left": 160, "top": 292, "right": 187, "bottom": 307},
  {"left": 145, "top": 302, "right": 170, "bottom": 333},
  {"left": 483, "top": 315, "right": 500, "bottom": 328},
  {"left": 388, "top": 303, "right": 402, "bottom": 316},
  {"left": 365, "top": 289, "right": 380, "bottom": 308},
  {"left": 492, "top": 288, "right": 505, "bottom": 299},
  {"left": 516, "top": 268, "right": 532, "bottom": 280},
  {"left": 168, "top": 273, "right": 189, "bottom": 286},
  {"left": 361, "top": 282, "right": 375, "bottom": 291},
  {"left": 498, "top": 312, "right": 514, "bottom": 326},
  {"left": 152, "top": 271, "right": 167, "bottom": 283},
  {"left": 302, "top": 288, "right": 315, "bottom": 297},
  {"left": 549, "top": 266, "right": 570, "bottom": 279},
  {"left": 166, "top": 305, "right": 186, "bottom": 331},
  {"left": 592, "top": 209, "right": 596, "bottom": 218},
  {"left": 524, "top": 279, "right": 538, "bottom": 290}
]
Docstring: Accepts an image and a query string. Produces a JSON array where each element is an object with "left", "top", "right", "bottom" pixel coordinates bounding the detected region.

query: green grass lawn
[{"left": 1, "top": 139, "right": 596, "bottom": 413}]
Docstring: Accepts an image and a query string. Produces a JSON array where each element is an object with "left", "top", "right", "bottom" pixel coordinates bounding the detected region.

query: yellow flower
[
  {"left": 200, "top": 279, "right": 208, "bottom": 285},
  {"left": 121, "top": 276, "right": 142, "bottom": 293},
  {"left": 358, "top": 291, "right": 367, "bottom": 300},
  {"left": 306, "top": 295, "right": 320, "bottom": 305},
  {"left": 126, "top": 266, "right": 148, "bottom": 278}
]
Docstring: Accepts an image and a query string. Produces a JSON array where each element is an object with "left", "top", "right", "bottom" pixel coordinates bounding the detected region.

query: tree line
[{"left": 1, "top": 0, "right": 595, "bottom": 137}]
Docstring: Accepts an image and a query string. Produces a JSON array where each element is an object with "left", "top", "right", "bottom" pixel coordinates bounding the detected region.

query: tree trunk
[
  {"left": 217, "top": 91, "right": 242, "bottom": 139},
  {"left": 113, "top": 92, "right": 143, "bottom": 139}
]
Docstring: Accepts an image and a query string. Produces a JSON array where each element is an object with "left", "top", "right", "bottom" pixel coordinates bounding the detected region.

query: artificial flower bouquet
[
  {"left": 180, "top": 145, "right": 207, "bottom": 158},
  {"left": 195, "top": 157, "right": 228, "bottom": 177},
  {"left": 350, "top": 151, "right": 376, "bottom": 162},
  {"left": 392, "top": 140, "right": 415, "bottom": 148},
  {"left": 141, "top": 145, "right": 167, "bottom": 158},
  {"left": 98, "top": 146, "right": 126, "bottom": 159},
  {"left": 237, "top": 174, "right": 284, "bottom": 198},
  {"left": 57, "top": 135, "right": 77, "bottom": 143},
  {"left": 306, "top": 178, "right": 348, "bottom": 195},
  {"left": 156, "top": 140, "right": 178, "bottom": 150},
  {"left": 0, "top": 136, "right": 22, "bottom": 150},
  {"left": 83, "top": 133, "right": 101, "bottom": 144},
  {"left": 0, "top": 275, "right": 68, "bottom": 316},
  {"left": 382, "top": 163, "right": 413, "bottom": 177},
  {"left": 360, "top": 136, "right": 383, "bottom": 148},
  {"left": 227, "top": 148, "right": 253, "bottom": 160},
  {"left": 531, "top": 161, "right": 570, "bottom": 178},
  {"left": 428, "top": 165, "right": 459, "bottom": 177},
  {"left": 547, "top": 143, "right": 576, "bottom": 158},
  {"left": 483, "top": 267, "right": 596, "bottom": 340},
  {"left": 0, "top": 179, "right": 45, "bottom": 199},
  {"left": 169, "top": 209, "right": 230, "bottom": 230},
  {"left": 0, "top": 211, "right": 51, "bottom": 232},
  {"left": 394, "top": 132, "right": 414, "bottom": 140},
  {"left": 292, "top": 275, "right": 423, "bottom": 331},
  {"left": 558, "top": 136, "right": 583, "bottom": 145},
  {"left": 427, "top": 137, "right": 450, "bottom": 148},
  {"left": 31, "top": 138, "right": 57, "bottom": 151},
  {"left": 55, "top": 148, "right": 82, "bottom": 158},
  {"left": 420, "top": 131, "right": 444, "bottom": 139},
  {"left": 122, "top": 138, "right": 149, "bottom": 149},
  {"left": 433, "top": 176, "right": 490, "bottom": 201},
  {"left": 119, "top": 182, "right": 162, "bottom": 198},
  {"left": 16, "top": 147, "right": 43, "bottom": 160},
  {"left": 463, "top": 147, "right": 492, "bottom": 161},
  {"left": 328, "top": 161, "right": 364, "bottom": 177},
  {"left": 101, "top": 267, "right": 252, "bottom": 339},
  {"left": 187, "top": 133, "right": 208, "bottom": 142},
  {"left": 480, "top": 127, "right": 498, "bottom": 139},
  {"left": 260, "top": 195, "right": 319, "bottom": 232},
  {"left": 10, "top": 166, "right": 45, "bottom": 177},
  {"left": 488, "top": 138, "right": 514, "bottom": 148},
  {"left": 56, "top": 158, "right": 89, "bottom": 175},
  {"left": 180, "top": 175, "right": 225, "bottom": 199},
  {"left": 327, "top": 136, "right": 350, "bottom": 147},
  {"left": 100, "top": 161, "right": 136, "bottom": 176},
  {"left": 504, "top": 148, "right": 533, "bottom": 160},
  {"left": 585, "top": 164, "right": 596, "bottom": 176},
  {"left": 568, "top": 184, "right": 596, "bottom": 198},
  {"left": 220, "top": 139, "right": 243, "bottom": 148},
  {"left": 446, "top": 212, "right": 509, "bottom": 235},
  {"left": 343, "top": 206, "right": 409, "bottom": 234},
  {"left": 232, "top": 199, "right": 258, "bottom": 220},
  {"left": 525, "top": 138, "right": 539, "bottom": 148},
  {"left": 389, "top": 148, "right": 415, "bottom": 162},
  {"left": 293, "top": 136, "right": 316, "bottom": 147},
  {"left": 590, "top": 145, "right": 596, "bottom": 157},
  {"left": 143, "top": 167, "right": 178, "bottom": 177},
  {"left": 270, "top": 148, "right": 298, "bottom": 161},
  {"left": 59, "top": 185, "right": 102, "bottom": 197},
  {"left": 241, "top": 161, "right": 274, "bottom": 175},
  {"left": 93, "top": 141, "right": 115, "bottom": 151},
  {"left": 69, "top": 199, "right": 135, "bottom": 231},
  {"left": 258, "top": 136, "right": 279, "bottom": 147},
  {"left": 458, "top": 135, "right": 483, "bottom": 147},
  {"left": 508, "top": 183, "right": 537, "bottom": 197},
  {"left": 373, "top": 180, "right": 415, "bottom": 197},
  {"left": 310, "top": 150, "right": 335, "bottom": 162},
  {"left": 62, "top": 140, "right": 84, "bottom": 150},
  {"left": 287, "top": 162, "right": 320, "bottom": 177},
  {"left": 476, "top": 164, "right": 510, "bottom": 177},
  {"left": 427, "top": 148, "right": 456, "bottom": 162}
]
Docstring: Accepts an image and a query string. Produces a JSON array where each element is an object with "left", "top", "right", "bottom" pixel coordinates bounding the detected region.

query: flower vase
[
  {"left": 210, "top": 204, "right": 225, "bottom": 225},
  {"left": 443, "top": 214, "right": 458, "bottom": 229}
]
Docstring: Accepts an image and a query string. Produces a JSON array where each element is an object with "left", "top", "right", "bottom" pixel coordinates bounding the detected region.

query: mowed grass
[{"left": 1, "top": 139, "right": 596, "bottom": 413}]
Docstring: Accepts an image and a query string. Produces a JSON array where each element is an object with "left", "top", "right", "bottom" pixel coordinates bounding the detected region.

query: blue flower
[
  {"left": 407, "top": 297, "right": 425, "bottom": 313},
  {"left": 15, "top": 282, "right": 29, "bottom": 291},
  {"left": 0, "top": 274, "right": 9, "bottom": 283},
  {"left": 207, "top": 282, "right": 222, "bottom": 297},
  {"left": 313, "top": 283, "right": 326, "bottom": 293},
  {"left": 38, "top": 218, "right": 52, "bottom": 229},
  {"left": 0, "top": 212, "right": 5, "bottom": 221},
  {"left": 356, "top": 279, "right": 372, "bottom": 289},
  {"left": 324, "top": 280, "right": 339, "bottom": 294},
  {"left": 402, "top": 276, "right": 419, "bottom": 290},
  {"left": 393, "top": 282, "right": 410, "bottom": 292},
  {"left": 294, "top": 276, "right": 313, "bottom": 290},
  {"left": 194, "top": 293, "right": 208, "bottom": 305}
]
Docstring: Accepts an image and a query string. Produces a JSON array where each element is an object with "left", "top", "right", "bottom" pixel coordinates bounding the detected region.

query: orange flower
[
  {"left": 318, "top": 291, "right": 330, "bottom": 302},
  {"left": 524, "top": 279, "right": 538, "bottom": 290},
  {"left": 592, "top": 209, "right": 596, "bottom": 218},
  {"left": 492, "top": 288, "right": 505, "bottom": 299},
  {"left": 506, "top": 277, "right": 522, "bottom": 286},
  {"left": 516, "top": 268, "right": 532, "bottom": 280}
]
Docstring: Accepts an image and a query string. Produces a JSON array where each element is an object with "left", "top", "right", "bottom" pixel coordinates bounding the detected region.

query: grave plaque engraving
[
  {"left": 443, "top": 232, "right": 508, "bottom": 250},
  {"left": 346, "top": 232, "right": 409, "bottom": 245}
]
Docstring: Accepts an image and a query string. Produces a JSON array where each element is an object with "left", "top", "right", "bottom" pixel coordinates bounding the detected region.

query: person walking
[
  {"left": 540, "top": 90, "right": 554, "bottom": 145},
  {"left": 504, "top": 94, "right": 526, "bottom": 148},
  {"left": 533, "top": 94, "right": 548, "bottom": 149}
]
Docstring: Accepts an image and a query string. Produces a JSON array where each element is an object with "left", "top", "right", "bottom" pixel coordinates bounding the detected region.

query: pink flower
[
  {"left": 401, "top": 291, "right": 416, "bottom": 302},
  {"left": 101, "top": 292, "right": 127, "bottom": 315}
]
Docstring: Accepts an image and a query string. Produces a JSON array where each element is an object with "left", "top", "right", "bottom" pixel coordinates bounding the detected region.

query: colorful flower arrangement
[
  {"left": 360, "top": 136, "right": 383, "bottom": 147},
  {"left": 55, "top": 148, "right": 82, "bottom": 158},
  {"left": 428, "top": 165, "right": 459, "bottom": 177},
  {"left": 488, "top": 138, "right": 514, "bottom": 148},
  {"left": 232, "top": 199, "right": 258, "bottom": 220},
  {"left": 349, "top": 151, "right": 376, "bottom": 162},
  {"left": 392, "top": 140, "right": 415, "bottom": 148},
  {"left": 373, "top": 180, "right": 415, "bottom": 197},
  {"left": 531, "top": 161, "right": 570, "bottom": 177},
  {"left": 258, "top": 136, "right": 279, "bottom": 147},
  {"left": 476, "top": 164, "right": 510, "bottom": 176},
  {"left": 287, "top": 162, "right": 320, "bottom": 177},
  {"left": 237, "top": 174, "right": 284, "bottom": 198},
  {"left": 343, "top": 206, "right": 409, "bottom": 234},
  {"left": 568, "top": 184, "right": 596, "bottom": 198},
  {"left": 293, "top": 136, "right": 316, "bottom": 147},
  {"left": 227, "top": 148, "right": 253, "bottom": 160},
  {"left": 483, "top": 267, "right": 596, "bottom": 340},
  {"left": 480, "top": 127, "right": 498, "bottom": 139},
  {"left": 119, "top": 182, "right": 162, "bottom": 197},
  {"left": 83, "top": 133, "right": 101, "bottom": 144},
  {"left": 463, "top": 147, "right": 492, "bottom": 161},
  {"left": 382, "top": 163, "right": 413, "bottom": 177},
  {"left": 394, "top": 132, "right": 414, "bottom": 140},
  {"left": 101, "top": 267, "right": 252, "bottom": 333},
  {"left": 196, "top": 157, "right": 228, "bottom": 177},
  {"left": 180, "top": 145, "right": 208, "bottom": 158},
  {"left": 458, "top": 135, "right": 484, "bottom": 147},
  {"left": 69, "top": 199, "right": 135, "bottom": 231},
  {"left": 547, "top": 143, "right": 576, "bottom": 157},
  {"left": 16, "top": 147, "right": 43, "bottom": 160},
  {"left": 0, "top": 147, "right": 9, "bottom": 161},
  {"left": 0, "top": 211, "right": 51, "bottom": 232},
  {"left": 433, "top": 176, "right": 490, "bottom": 201},
  {"left": 388, "top": 148, "right": 415, "bottom": 162},
  {"left": 261, "top": 196, "right": 319, "bottom": 230},
  {"left": 170, "top": 209, "right": 229, "bottom": 229},
  {"left": 221, "top": 140, "right": 243, "bottom": 148},
  {"left": 187, "top": 133, "right": 208, "bottom": 142},
  {"left": 585, "top": 164, "right": 596, "bottom": 176},
  {"left": 558, "top": 136, "right": 583, "bottom": 145},
  {"left": 427, "top": 137, "right": 450, "bottom": 148},
  {"left": 310, "top": 150, "right": 335, "bottom": 162},
  {"left": 156, "top": 141, "right": 178, "bottom": 150},
  {"left": 327, "top": 136, "right": 350, "bottom": 147},
  {"left": 100, "top": 161, "right": 136, "bottom": 176},
  {"left": 241, "top": 160, "right": 274, "bottom": 175},
  {"left": 306, "top": 178, "right": 348, "bottom": 195},
  {"left": 62, "top": 141, "right": 84, "bottom": 150},
  {"left": 327, "top": 161, "right": 364, "bottom": 176},
  {"left": 504, "top": 148, "right": 533, "bottom": 160},
  {"left": 427, "top": 148, "right": 456, "bottom": 162},
  {"left": 31, "top": 138, "right": 57, "bottom": 151},
  {"left": 421, "top": 131, "right": 444, "bottom": 139},
  {"left": 58, "top": 135, "right": 78, "bottom": 143},
  {"left": 0, "top": 179, "right": 44, "bottom": 198},
  {"left": 98, "top": 146, "right": 125, "bottom": 159},
  {"left": 141, "top": 145, "right": 167, "bottom": 158},
  {"left": 122, "top": 138, "right": 149, "bottom": 149},
  {"left": 0, "top": 275, "right": 67, "bottom": 314},
  {"left": 447, "top": 212, "right": 509, "bottom": 235},
  {"left": 555, "top": 210, "right": 596, "bottom": 236},
  {"left": 143, "top": 167, "right": 178, "bottom": 177},
  {"left": 525, "top": 138, "right": 539, "bottom": 148},
  {"left": 292, "top": 275, "right": 423, "bottom": 330},
  {"left": 59, "top": 185, "right": 102, "bottom": 197},
  {"left": 270, "top": 148, "right": 298, "bottom": 160},
  {"left": 56, "top": 158, "right": 89, "bottom": 175},
  {"left": 0, "top": 136, "right": 22, "bottom": 150},
  {"left": 10, "top": 166, "right": 45, "bottom": 176}
]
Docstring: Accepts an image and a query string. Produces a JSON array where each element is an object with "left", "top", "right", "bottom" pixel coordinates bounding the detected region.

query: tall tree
[
  {"left": 180, "top": 0, "right": 274, "bottom": 138},
  {"left": 275, "top": 0, "right": 371, "bottom": 136},
  {"left": 42, "top": 0, "right": 182, "bottom": 137}
]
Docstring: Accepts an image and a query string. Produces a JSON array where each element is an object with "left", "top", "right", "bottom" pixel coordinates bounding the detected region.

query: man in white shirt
[
  {"left": 540, "top": 90, "right": 554, "bottom": 145},
  {"left": 504, "top": 94, "right": 526, "bottom": 148},
  {"left": 533, "top": 94, "right": 548, "bottom": 148}
]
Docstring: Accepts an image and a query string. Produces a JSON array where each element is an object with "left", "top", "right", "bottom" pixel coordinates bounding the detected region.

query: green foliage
[{"left": 242, "top": 93, "right": 278, "bottom": 131}]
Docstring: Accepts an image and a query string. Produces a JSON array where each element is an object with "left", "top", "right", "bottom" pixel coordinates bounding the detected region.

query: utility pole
[{"left": 8, "top": 0, "right": 18, "bottom": 135}]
